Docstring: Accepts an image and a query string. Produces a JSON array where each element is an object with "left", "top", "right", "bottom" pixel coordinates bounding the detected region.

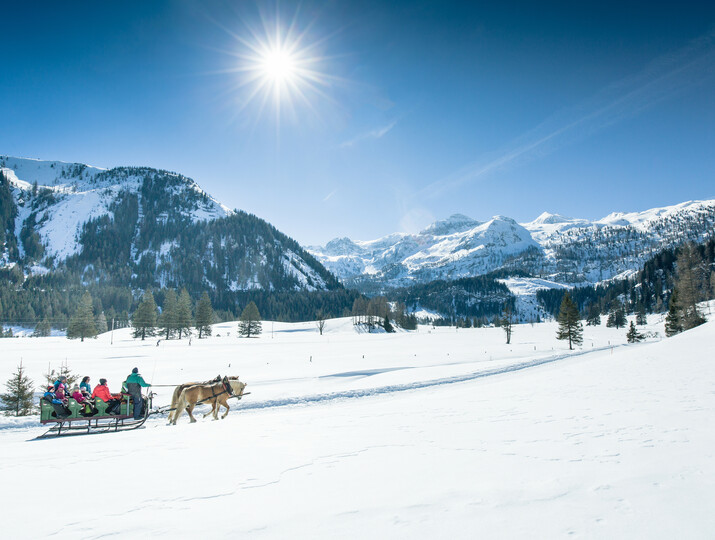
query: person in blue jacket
[
  {"left": 123, "top": 368, "right": 151, "bottom": 420},
  {"left": 43, "top": 387, "right": 70, "bottom": 419}
]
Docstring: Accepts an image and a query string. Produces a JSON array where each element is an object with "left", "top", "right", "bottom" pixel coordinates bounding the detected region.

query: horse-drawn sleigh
[{"left": 37, "top": 376, "right": 248, "bottom": 438}]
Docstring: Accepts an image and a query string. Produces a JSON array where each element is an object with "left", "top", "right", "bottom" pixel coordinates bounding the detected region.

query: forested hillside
[
  {"left": 0, "top": 160, "right": 353, "bottom": 328},
  {"left": 537, "top": 237, "right": 715, "bottom": 318}
]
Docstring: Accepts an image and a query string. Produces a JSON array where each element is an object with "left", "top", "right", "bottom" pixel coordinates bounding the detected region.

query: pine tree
[
  {"left": 176, "top": 289, "right": 194, "bottom": 339},
  {"left": 195, "top": 292, "right": 214, "bottom": 339},
  {"left": 132, "top": 290, "right": 158, "bottom": 340},
  {"left": 606, "top": 301, "right": 627, "bottom": 329},
  {"left": 665, "top": 289, "right": 684, "bottom": 337},
  {"left": 33, "top": 318, "right": 51, "bottom": 337},
  {"left": 238, "top": 301, "right": 262, "bottom": 338},
  {"left": 95, "top": 311, "right": 108, "bottom": 334},
  {"left": 635, "top": 304, "right": 647, "bottom": 326},
  {"left": 674, "top": 244, "right": 706, "bottom": 330},
  {"left": 0, "top": 361, "right": 35, "bottom": 416},
  {"left": 67, "top": 291, "right": 97, "bottom": 342},
  {"left": 556, "top": 293, "right": 583, "bottom": 350},
  {"left": 382, "top": 314, "right": 394, "bottom": 333},
  {"left": 626, "top": 321, "right": 644, "bottom": 343},
  {"left": 586, "top": 304, "right": 601, "bottom": 326},
  {"left": 160, "top": 289, "right": 178, "bottom": 340}
]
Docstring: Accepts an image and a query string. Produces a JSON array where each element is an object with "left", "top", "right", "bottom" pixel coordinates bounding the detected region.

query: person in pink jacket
[{"left": 71, "top": 385, "right": 97, "bottom": 416}]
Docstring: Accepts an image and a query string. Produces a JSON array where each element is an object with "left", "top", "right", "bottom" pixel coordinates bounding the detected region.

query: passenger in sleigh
[
  {"left": 79, "top": 376, "right": 92, "bottom": 398},
  {"left": 91, "top": 378, "right": 122, "bottom": 415},
  {"left": 71, "top": 385, "right": 97, "bottom": 416},
  {"left": 54, "top": 382, "right": 69, "bottom": 404},
  {"left": 43, "top": 387, "right": 71, "bottom": 419}
]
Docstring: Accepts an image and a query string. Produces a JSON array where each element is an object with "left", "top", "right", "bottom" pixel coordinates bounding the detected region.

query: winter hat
[
  {"left": 132, "top": 367, "right": 138, "bottom": 374},
  {"left": 99, "top": 378, "right": 107, "bottom": 385}
]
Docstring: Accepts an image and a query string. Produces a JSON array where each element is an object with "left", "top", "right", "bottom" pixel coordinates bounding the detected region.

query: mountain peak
[
  {"left": 530, "top": 212, "right": 574, "bottom": 225},
  {"left": 421, "top": 213, "right": 481, "bottom": 236}
]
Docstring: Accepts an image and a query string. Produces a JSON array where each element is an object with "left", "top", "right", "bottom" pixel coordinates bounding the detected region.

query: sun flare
[{"left": 229, "top": 17, "right": 334, "bottom": 121}]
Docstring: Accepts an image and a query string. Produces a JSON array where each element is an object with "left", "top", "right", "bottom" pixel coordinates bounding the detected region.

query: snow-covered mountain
[
  {"left": 0, "top": 156, "right": 338, "bottom": 293},
  {"left": 309, "top": 201, "right": 715, "bottom": 292}
]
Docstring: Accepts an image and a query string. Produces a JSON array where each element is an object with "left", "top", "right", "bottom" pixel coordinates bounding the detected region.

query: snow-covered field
[{"left": 1, "top": 315, "right": 714, "bottom": 538}]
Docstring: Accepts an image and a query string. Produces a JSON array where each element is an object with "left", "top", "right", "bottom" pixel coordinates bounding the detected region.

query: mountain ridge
[{"left": 309, "top": 199, "right": 715, "bottom": 293}]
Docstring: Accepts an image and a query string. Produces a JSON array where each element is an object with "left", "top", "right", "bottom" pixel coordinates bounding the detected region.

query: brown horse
[
  {"left": 170, "top": 377, "right": 246, "bottom": 425},
  {"left": 167, "top": 375, "right": 222, "bottom": 424}
]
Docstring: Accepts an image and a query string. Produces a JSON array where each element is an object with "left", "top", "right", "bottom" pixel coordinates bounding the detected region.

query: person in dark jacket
[
  {"left": 44, "top": 387, "right": 70, "bottom": 419},
  {"left": 123, "top": 368, "right": 151, "bottom": 420}
]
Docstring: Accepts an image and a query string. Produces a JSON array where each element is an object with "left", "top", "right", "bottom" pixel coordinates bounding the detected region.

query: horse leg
[
  {"left": 221, "top": 401, "right": 230, "bottom": 419},
  {"left": 202, "top": 403, "right": 213, "bottom": 418},
  {"left": 204, "top": 399, "right": 218, "bottom": 420},
  {"left": 211, "top": 398, "right": 221, "bottom": 420},
  {"left": 187, "top": 404, "right": 197, "bottom": 423}
]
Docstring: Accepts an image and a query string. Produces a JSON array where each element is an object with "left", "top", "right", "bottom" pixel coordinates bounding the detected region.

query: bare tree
[
  {"left": 316, "top": 311, "right": 326, "bottom": 335},
  {"left": 501, "top": 304, "right": 514, "bottom": 344}
]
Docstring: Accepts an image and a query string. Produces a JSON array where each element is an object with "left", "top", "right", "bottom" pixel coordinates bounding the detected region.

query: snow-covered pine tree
[
  {"left": 67, "top": 291, "right": 97, "bottom": 341},
  {"left": 1, "top": 361, "right": 35, "bottom": 416},
  {"left": 556, "top": 293, "right": 583, "bottom": 350},
  {"left": 238, "top": 301, "right": 262, "bottom": 338}
]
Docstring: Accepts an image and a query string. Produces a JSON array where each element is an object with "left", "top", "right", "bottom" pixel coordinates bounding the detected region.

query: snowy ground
[{"left": 1, "top": 314, "right": 714, "bottom": 538}]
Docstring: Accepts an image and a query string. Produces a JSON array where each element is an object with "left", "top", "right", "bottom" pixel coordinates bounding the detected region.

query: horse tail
[
  {"left": 168, "top": 385, "right": 182, "bottom": 423},
  {"left": 173, "top": 389, "right": 189, "bottom": 424}
]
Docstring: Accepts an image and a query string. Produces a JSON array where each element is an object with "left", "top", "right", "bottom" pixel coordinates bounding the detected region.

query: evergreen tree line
[
  {"left": 387, "top": 274, "right": 515, "bottom": 322},
  {"left": 350, "top": 296, "right": 417, "bottom": 331},
  {"left": 0, "top": 281, "right": 362, "bottom": 335}
]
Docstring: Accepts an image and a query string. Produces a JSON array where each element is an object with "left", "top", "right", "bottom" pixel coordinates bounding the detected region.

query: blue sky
[{"left": 2, "top": 1, "right": 714, "bottom": 245}]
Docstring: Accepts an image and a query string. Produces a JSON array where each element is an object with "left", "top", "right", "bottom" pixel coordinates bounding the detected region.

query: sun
[
  {"left": 228, "top": 16, "right": 335, "bottom": 122},
  {"left": 260, "top": 48, "right": 297, "bottom": 83}
]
